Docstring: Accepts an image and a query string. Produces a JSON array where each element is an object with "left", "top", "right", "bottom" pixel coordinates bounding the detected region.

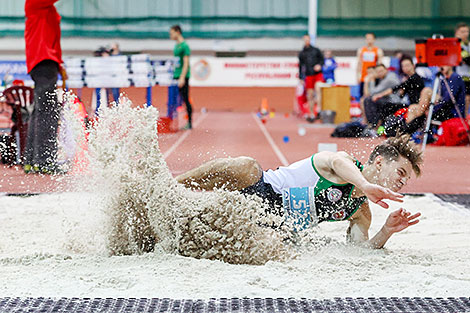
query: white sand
[{"left": 1, "top": 193, "right": 469, "bottom": 298}]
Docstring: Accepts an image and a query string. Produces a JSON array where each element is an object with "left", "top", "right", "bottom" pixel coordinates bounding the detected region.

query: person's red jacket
[{"left": 24, "top": 0, "right": 63, "bottom": 73}]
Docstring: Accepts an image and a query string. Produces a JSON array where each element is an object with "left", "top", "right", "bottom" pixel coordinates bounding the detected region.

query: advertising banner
[{"left": 190, "top": 56, "right": 365, "bottom": 87}]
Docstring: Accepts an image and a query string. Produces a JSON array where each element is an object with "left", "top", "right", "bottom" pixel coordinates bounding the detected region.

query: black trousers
[
  {"left": 24, "top": 60, "right": 60, "bottom": 166},
  {"left": 178, "top": 77, "right": 192, "bottom": 125},
  {"left": 433, "top": 102, "right": 457, "bottom": 122},
  {"left": 240, "top": 176, "right": 283, "bottom": 214},
  {"left": 364, "top": 96, "right": 406, "bottom": 127}
]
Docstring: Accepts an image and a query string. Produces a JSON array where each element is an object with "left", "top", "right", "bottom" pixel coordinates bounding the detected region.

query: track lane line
[
  {"left": 163, "top": 112, "right": 208, "bottom": 160},
  {"left": 252, "top": 113, "right": 289, "bottom": 166}
]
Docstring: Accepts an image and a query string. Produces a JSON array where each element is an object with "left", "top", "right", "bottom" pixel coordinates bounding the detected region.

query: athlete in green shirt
[
  {"left": 170, "top": 25, "right": 192, "bottom": 129},
  {"left": 177, "top": 134, "right": 423, "bottom": 249}
]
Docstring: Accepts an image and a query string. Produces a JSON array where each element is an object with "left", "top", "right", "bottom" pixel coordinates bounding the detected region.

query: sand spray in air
[{"left": 60, "top": 93, "right": 335, "bottom": 264}]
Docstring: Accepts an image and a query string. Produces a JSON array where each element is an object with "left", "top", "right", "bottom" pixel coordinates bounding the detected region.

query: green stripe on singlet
[
  {"left": 310, "top": 155, "right": 349, "bottom": 197},
  {"left": 310, "top": 154, "right": 367, "bottom": 222}
]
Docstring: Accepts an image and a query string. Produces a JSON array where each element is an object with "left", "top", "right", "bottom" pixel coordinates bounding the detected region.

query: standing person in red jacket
[{"left": 24, "top": 0, "right": 67, "bottom": 174}]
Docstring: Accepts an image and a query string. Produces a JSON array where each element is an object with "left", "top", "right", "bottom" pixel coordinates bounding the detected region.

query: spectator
[
  {"left": 373, "top": 57, "right": 429, "bottom": 133},
  {"left": 364, "top": 64, "right": 400, "bottom": 97},
  {"left": 93, "top": 46, "right": 108, "bottom": 57},
  {"left": 433, "top": 66, "right": 466, "bottom": 121},
  {"left": 362, "top": 64, "right": 400, "bottom": 127},
  {"left": 108, "top": 42, "right": 121, "bottom": 103},
  {"left": 389, "top": 50, "right": 403, "bottom": 78},
  {"left": 455, "top": 22, "right": 470, "bottom": 116},
  {"left": 356, "top": 33, "right": 384, "bottom": 97},
  {"left": 311, "top": 50, "right": 337, "bottom": 114},
  {"left": 93, "top": 46, "right": 110, "bottom": 114},
  {"left": 23, "top": 0, "right": 66, "bottom": 174},
  {"left": 110, "top": 42, "right": 120, "bottom": 56},
  {"left": 298, "top": 34, "right": 324, "bottom": 122},
  {"left": 170, "top": 25, "right": 192, "bottom": 129},
  {"left": 399, "top": 66, "right": 465, "bottom": 137},
  {"left": 322, "top": 50, "right": 337, "bottom": 83}
]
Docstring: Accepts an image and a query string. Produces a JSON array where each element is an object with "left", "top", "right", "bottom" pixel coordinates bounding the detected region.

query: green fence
[{"left": 1, "top": 0, "right": 469, "bottom": 38}]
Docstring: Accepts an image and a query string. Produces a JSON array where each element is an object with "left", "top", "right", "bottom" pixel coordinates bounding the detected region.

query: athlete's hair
[
  {"left": 368, "top": 133, "right": 423, "bottom": 177},
  {"left": 365, "top": 32, "right": 376, "bottom": 38},
  {"left": 455, "top": 22, "right": 469, "bottom": 33},
  {"left": 170, "top": 25, "right": 182, "bottom": 34},
  {"left": 375, "top": 63, "right": 387, "bottom": 69}
]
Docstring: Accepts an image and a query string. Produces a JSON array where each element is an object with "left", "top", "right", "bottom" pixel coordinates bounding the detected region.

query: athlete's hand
[
  {"left": 383, "top": 208, "right": 420, "bottom": 234},
  {"left": 361, "top": 183, "right": 404, "bottom": 208},
  {"left": 314, "top": 64, "right": 322, "bottom": 72},
  {"left": 178, "top": 77, "right": 185, "bottom": 87}
]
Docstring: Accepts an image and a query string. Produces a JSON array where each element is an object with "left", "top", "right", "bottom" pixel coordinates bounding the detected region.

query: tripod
[{"left": 422, "top": 72, "right": 470, "bottom": 150}]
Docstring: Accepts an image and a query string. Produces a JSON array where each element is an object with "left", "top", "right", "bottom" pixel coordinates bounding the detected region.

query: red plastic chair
[{"left": 3, "top": 86, "right": 34, "bottom": 163}]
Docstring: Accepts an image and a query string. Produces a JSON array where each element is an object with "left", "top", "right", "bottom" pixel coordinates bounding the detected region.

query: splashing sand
[
  {"left": 2, "top": 95, "right": 470, "bottom": 298},
  {"left": 66, "top": 96, "right": 296, "bottom": 265}
]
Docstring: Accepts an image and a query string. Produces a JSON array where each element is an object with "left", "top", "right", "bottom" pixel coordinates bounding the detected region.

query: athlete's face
[
  {"left": 169, "top": 29, "right": 179, "bottom": 41},
  {"left": 365, "top": 34, "right": 375, "bottom": 46},
  {"left": 373, "top": 155, "right": 413, "bottom": 192}
]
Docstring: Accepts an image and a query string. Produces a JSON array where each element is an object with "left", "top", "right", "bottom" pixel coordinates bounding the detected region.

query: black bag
[{"left": 331, "top": 121, "right": 367, "bottom": 138}]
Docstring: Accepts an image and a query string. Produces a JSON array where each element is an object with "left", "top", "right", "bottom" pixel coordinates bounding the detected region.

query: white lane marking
[
  {"left": 252, "top": 113, "right": 289, "bottom": 166},
  {"left": 163, "top": 113, "right": 208, "bottom": 159}
]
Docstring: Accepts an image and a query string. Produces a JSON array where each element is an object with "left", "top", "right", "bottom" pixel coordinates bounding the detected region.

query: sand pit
[
  {"left": 0, "top": 193, "right": 469, "bottom": 298},
  {"left": 1, "top": 100, "right": 469, "bottom": 299}
]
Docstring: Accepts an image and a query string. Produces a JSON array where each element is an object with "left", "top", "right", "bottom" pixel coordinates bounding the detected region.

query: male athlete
[{"left": 176, "top": 134, "right": 423, "bottom": 249}]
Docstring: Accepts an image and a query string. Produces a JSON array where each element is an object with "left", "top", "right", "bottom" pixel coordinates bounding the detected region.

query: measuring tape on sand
[{"left": 282, "top": 186, "right": 318, "bottom": 231}]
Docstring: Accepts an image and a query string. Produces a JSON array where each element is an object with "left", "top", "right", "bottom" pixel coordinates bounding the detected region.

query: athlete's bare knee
[{"left": 233, "top": 156, "right": 262, "bottom": 184}]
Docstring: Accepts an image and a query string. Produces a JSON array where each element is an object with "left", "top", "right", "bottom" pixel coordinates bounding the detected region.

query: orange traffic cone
[{"left": 260, "top": 97, "right": 269, "bottom": 116}]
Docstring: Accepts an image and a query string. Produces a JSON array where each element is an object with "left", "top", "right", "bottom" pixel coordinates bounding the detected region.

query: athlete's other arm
[
  {"left": 377, "top": 48, "right": 384, "bottom": 64},
  {"left": 316, "top": 151, "right": 404, "bottom": 208},
  {"left": 348, "top": 204, "right": 421, "bottom": 248}
]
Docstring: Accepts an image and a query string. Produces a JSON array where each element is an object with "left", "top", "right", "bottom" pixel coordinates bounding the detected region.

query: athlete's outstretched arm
[
  {"left": 367, "top": 208, "right": 421, "bottom": 248},
  {"left": 316, "top": 151, "right": 403, "bottom": 208},
  {"left": 348, "top": 204, "right": 420, "bottom": 249}
]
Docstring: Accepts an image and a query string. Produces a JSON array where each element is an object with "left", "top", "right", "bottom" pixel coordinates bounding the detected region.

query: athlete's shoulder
[
  {"left": 314, "top": 151, "right": 353, "bottom": 162},
  {"left": 337, "top": 151, "right": 353, "bottom": 159}
]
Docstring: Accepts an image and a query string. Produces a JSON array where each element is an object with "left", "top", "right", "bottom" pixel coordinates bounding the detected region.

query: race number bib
[
  {"left": 362, "top": 51, "right": 376, "bottom": 62},
  {"left": 282, "top": 187, "right": 318, "bottom": 231}
]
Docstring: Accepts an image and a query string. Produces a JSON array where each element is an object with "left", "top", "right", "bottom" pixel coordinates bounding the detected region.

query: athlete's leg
[
  {"left": 306, "top": 88, "right": 315, "bottom": 117},
  {"left": 305, "top": 76, "right": 315, "bottom": 118},
  {"left": 179, "top": 77, "right": 192, "bottom": 128},
  {"left": 176, "top": 156, "right": 263, "bottom": 191}
]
